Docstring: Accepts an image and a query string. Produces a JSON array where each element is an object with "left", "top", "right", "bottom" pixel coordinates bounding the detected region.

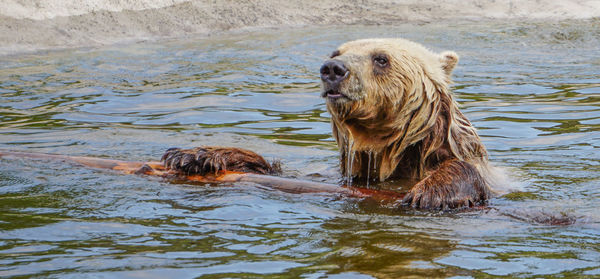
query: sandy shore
[{"left": 1, "top": 0, "right": 599, "bottom": 55}]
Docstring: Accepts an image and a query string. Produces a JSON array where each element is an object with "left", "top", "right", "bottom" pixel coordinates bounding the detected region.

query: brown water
[{"left": 1, "top": 20, "right": 599, "bottom": 278}]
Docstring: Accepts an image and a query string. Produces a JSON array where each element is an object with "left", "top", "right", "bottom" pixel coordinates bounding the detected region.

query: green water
[{"left": 1, "top": 20, "right": 599, "bottom": 278}]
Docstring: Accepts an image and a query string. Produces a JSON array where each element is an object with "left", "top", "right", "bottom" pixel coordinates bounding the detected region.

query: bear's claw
[{"left": 402, "top": 182, "right": 477, "bottom": 210}]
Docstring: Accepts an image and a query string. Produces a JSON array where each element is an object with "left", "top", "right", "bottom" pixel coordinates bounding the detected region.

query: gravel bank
[{"left": 1, "top": 0, "right": 599, "bottom": 55}]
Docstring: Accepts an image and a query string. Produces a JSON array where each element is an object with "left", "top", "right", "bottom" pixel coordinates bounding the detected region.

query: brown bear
[{"left": 162, "top": 38, "right": 494, "bottom": 210}]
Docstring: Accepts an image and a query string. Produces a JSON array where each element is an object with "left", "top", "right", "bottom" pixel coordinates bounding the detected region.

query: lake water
[{"left": 1, "top": 20, "right": 599, "bottom": 278}]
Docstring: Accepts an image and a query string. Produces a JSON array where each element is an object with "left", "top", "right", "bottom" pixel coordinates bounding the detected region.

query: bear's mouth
[{"left": 324, "top": 89, "right": 346, "bottom": 100}]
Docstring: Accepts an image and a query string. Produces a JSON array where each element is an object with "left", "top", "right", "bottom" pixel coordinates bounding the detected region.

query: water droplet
[
  {"left": 345, "top": 138, "right": 354, "bottom": 186},
  {"left": 365, "top": 151, "right": 370, "bottom": 187}
]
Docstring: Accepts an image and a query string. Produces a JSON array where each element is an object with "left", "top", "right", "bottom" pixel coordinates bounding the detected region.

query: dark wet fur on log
[{"left": 161, "top": 146, "right": 281, "bottom": 175}]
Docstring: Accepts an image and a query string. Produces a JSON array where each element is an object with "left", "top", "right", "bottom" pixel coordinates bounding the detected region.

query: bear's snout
[
  {"left": 320, "top": 59, "right": 349, "bottom": 99},
  {"left": 320, "top": 60, "right": 348, "bottom": 85}
]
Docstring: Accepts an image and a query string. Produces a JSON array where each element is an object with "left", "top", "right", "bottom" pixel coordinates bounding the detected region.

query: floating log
[{"left": 0, "top": 150, "right": 405, "bottom": 203}]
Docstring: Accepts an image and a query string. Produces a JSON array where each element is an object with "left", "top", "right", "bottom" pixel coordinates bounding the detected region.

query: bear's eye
[
  {"left": 373, "top": 54, "right": 389, "bottom": 67},
  {"left": 330, "top": 50, "right": 341, "bottom": 58}
]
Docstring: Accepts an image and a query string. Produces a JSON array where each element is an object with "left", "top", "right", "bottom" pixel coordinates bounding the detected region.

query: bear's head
[
  {"left": 320, "top": 38, "right": 480, "bottom": 181},
  {"left": 321, "top": 38, "right": 458, "bottom": 105}
]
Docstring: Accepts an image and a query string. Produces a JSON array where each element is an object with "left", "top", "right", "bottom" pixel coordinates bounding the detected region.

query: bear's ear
[{"left": 439, "top": 51, "right": 459, "bottom": 77}]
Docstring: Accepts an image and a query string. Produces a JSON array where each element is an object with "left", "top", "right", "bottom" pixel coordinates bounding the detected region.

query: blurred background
[{"left": 1, "top": 0, "right": 599, "bottom": 55}]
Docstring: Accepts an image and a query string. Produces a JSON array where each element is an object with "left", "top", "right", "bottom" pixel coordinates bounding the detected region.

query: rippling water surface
[{"left": 1, "top": 20, "right": 599, "bottom": 278}]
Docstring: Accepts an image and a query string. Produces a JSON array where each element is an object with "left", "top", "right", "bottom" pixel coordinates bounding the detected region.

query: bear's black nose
[{"left": 320, "top": 60, "right": 349, "bottom": 85}]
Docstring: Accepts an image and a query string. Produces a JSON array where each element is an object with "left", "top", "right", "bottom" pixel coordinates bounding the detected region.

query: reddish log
[{"left": 0, "top": 150, "right": 404, "bottom": 203}]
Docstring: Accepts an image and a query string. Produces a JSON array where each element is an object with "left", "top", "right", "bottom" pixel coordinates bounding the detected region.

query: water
[{"left": 1, "top": 20, "right": 599, "bottom": 277}]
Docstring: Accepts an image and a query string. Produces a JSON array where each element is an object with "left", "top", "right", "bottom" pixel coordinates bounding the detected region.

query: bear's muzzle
[{"left": 320, "top": 59, "right": 349, "bottom": 99}]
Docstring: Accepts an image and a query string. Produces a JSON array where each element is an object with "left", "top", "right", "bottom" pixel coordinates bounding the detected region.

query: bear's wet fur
[{"left": 162, "top": 146, "right": 279, "bottom": 175}]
